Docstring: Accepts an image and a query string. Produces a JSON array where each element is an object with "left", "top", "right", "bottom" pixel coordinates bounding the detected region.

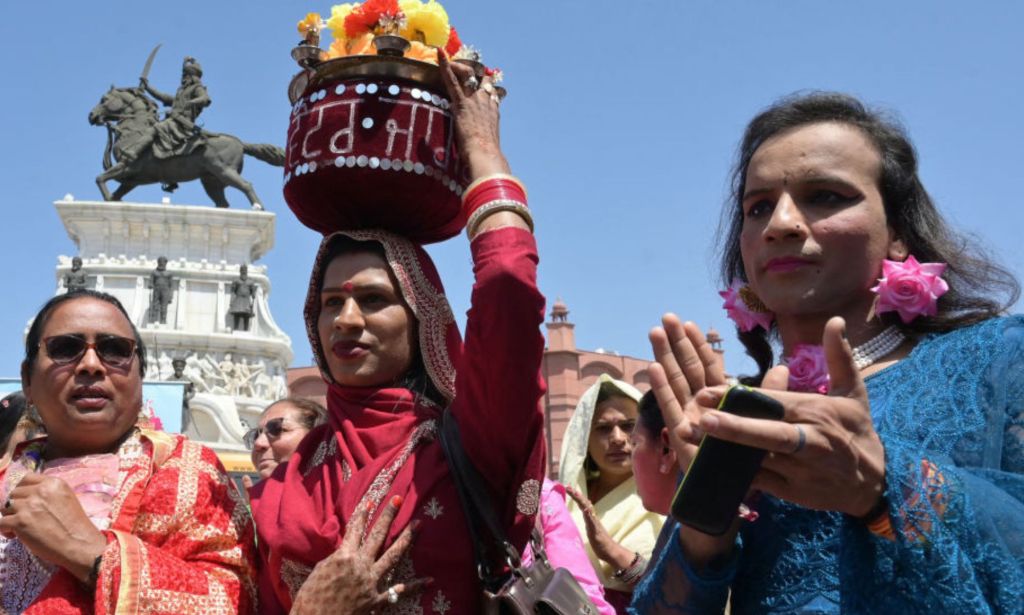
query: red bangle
[
  {"left": 463, "top": 177, "right": 528, "bottom": 219},
  {"left": 462, "top": 173, "right": 527, "bottom": 205},
  {"left": 465, "top": 181, "right": 526, "bottom": 210}
]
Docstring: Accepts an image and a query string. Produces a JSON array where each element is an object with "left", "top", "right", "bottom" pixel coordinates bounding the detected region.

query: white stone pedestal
[{"left": 53, "top": 198, "right": 293, "bottom": 453}]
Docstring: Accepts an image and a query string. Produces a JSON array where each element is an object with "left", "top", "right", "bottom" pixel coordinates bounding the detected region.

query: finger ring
[
  {"left": 791, "top": 424, "right": 806, "bottom": 454},
  {"left": 464, "top": 76, "right": 479, "bottom": 92},
  {"left": 387, "top": 586, "right": 400, "bottom": 604}
]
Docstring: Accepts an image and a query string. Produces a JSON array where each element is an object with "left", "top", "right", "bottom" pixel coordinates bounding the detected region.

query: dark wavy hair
[
  {"left": 720, "top": 92, "right": 1020, "bottom": 382},
  {"left": 318, "top": 235, "right": 445, "bottom": 408},
  {"left": 23, "top": 290, "right": 148, "bottom": 380}
]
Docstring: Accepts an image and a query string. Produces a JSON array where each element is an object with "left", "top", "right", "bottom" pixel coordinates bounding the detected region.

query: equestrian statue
[{"left": 88, "top": 46, "right": 284, "bottom": 209}]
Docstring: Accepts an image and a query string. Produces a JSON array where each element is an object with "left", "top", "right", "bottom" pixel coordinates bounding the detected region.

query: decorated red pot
[{"left": 284, "top": 55, "right": 467, "bottom": 243}]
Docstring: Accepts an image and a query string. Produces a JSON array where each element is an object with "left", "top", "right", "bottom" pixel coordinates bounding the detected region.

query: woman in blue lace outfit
[{"left": 633, "top": 92, "right": 1024, "bottom": 614}]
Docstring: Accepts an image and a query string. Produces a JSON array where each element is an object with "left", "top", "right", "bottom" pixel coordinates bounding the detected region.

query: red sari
[
  {"left": 251, "top": 227, "right": 547, "bottom": 614},
  {"left": 0, "top": 429, "right": 256, "bottom": 614}
]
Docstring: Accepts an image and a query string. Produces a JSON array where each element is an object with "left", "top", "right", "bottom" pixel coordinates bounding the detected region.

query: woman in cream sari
[{"left": 560, "top": 374, "right": 665, "bottom": 612}]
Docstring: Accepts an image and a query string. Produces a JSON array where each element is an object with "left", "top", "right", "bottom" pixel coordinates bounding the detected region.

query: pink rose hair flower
[
  {"left": 720, "top": 278, "right": 774, "bottom": 332},
  {"left": 786, "top": 344, "right": 830, "bottom": 394},
  {"left": 871, "top": 256, "right": 949, "bottom": 324}
]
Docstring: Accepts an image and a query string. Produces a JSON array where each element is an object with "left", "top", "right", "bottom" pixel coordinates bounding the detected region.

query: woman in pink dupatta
[{"left": 250, "top": 54, "right": 547, "bottom": 614}]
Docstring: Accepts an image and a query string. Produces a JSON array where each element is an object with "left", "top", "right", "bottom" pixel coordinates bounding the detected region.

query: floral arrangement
[
  {"left": 719, "top": 278, "right": 774, "bottom": 332},
  {"left": 295, "top": 0, "right": 500, "bottom": 78},
  {"left": 870, "top": 256, "right": 949, "bottom": 324},
  {"left": 785, "top": 344, "right": 830, "bottom": 394}
]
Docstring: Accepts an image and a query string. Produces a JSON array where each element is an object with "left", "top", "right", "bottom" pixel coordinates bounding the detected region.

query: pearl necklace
[{"left": 851, "top": 325, "right": 906, "bottom": 370}]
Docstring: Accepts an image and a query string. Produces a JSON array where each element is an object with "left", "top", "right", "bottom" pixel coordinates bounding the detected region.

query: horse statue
[{"left": 88, "top": 86, "right": 284, "bottom": 209}]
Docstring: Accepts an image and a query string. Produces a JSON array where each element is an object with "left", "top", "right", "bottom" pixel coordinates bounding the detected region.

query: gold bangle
[
  {"left": 466, "top": 199, "right": 533, "bottom": 239},
  {"left": 461, "top": 173, "right": 528, "bottom": 204}
]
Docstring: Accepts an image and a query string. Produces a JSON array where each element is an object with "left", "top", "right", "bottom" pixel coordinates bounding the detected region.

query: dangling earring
[
  {"left": 720, "top": 278, "right": 774, "bottom": 332},
  {"left": 870, "top": 256, "right": 949, "bottom": 323},
  {"left": 584, "top": 455, "right": 601, "bottom": 480}
]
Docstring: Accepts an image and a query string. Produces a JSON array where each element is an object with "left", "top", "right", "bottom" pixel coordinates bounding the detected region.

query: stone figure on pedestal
[
  {"left": 134, "top": 57, "right": 210, "bottom": 168},
  {"left": 171, "top": 357, "right": 197, "bottom": 431},
  {"left": 148, "top": 256, "right": 175, "bottom": 324},
  {"left": 64, "top": 256, "right": 88, "bottom": 292},
  {"left": 229, "top": 264, "right": 257, "bottom": 332},
  {"left": 218, "top": 353, "right": 238, "bottom": 395}
]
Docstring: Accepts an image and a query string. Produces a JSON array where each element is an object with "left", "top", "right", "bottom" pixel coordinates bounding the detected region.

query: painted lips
[
  {"left": 332, "top": 341, "right": 370, "bottom": 359},
  {"left": 764, "top": 256, "right": 814, "bottom": 273}
]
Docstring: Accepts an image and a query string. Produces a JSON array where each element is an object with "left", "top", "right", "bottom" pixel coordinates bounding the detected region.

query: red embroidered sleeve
[
  {"left": 454, "top": 226, "right": 547, "bottom": 546},
  {"left": 93, "top": 441, "right": 256, "bottom": 614}
]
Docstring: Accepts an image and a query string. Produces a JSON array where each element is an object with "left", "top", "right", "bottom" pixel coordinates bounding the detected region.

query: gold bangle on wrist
[{"left": 466, "top": 199, "right": 533, "bottom": 239}]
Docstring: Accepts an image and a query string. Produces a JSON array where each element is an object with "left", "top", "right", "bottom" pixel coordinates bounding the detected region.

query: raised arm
[
  {"left": 139, "top": 77, "right": 174, "bottom": 106},
  {"left": 437, "top": 51, "right": 545, "bottom": 544}
]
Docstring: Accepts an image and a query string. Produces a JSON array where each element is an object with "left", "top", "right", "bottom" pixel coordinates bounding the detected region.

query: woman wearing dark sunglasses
[
  {"left": 0, "top": 290, "right": 256, "bottom": 614},
  {"left": 246, "top": 397, "right": 326, "bottom": 480}
]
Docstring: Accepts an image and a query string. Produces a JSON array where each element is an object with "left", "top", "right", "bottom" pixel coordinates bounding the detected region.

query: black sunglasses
[
  {"left": 41, "top": 334, "right": 137, "bottom": 368},
  {"left": 243, "top": 417, "right": 290, "bottom": 450}
]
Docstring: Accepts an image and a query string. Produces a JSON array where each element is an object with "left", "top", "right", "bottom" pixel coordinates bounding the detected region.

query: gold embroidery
[
  {"left": 516, "top": 479, "right": 541, "bottom": 516},
  {"left": 302, "top": 433, "right": 339, "bottom": 477},
  {"left": 431, "top": 590, "right": 452, "bottom": 614},
  {"left": 281, "top": 557, "right": 314, "bottom": 601},
  {"left": 356, "top": 420, "right": 437, "bottom": 530},
  {"left": 422, "top": 497, "right": 444, "bottom": 520},
  {"left": 108, "top": 430, "right": 147, "bottom": 523},
  {"left": 380, "top": 553, "right": 424, "bottom": 614}
]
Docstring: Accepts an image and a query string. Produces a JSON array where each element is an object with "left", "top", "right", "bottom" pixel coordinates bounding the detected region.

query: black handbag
[{"left": 438, "top": 410, "right": 598, "bottom": 615}]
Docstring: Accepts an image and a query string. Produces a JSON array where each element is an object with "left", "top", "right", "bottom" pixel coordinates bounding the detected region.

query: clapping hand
[
  {"left": 693, "top": 317, "right": 886, "bottom": 518},
  {"left": 647, "top": 315, "right": 727, "bottom": 471}
]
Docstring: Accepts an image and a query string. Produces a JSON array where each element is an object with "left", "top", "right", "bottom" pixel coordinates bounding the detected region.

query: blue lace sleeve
[
  {"left": 841, "top": 318, "right": 1024, "bottom": 612},
  {"left": 628, "top": 521, "right": 736, "bottom": 615}
]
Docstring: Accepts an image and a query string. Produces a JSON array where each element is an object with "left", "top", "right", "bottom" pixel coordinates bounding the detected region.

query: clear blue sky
[{"left": 1, "top": 1, "right": 1022, "bottom": 379}]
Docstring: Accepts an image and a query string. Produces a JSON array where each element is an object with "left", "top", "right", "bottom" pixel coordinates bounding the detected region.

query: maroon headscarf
[{"left": 253, "top": 229, "right": 465, "bottom": 610}]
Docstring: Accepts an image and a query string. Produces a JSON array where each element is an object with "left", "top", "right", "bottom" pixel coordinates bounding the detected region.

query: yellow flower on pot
[
  {"left": 326, "top": 3, "right": 358, "bottom": 42},
  {"left": 399, "top": 0, "right": 450, "bottom": 47}
]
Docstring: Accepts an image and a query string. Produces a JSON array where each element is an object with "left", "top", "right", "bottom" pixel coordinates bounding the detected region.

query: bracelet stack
[
  {"left": 463, "top": 173, "right": 532, "bottom": 238},
  {"left": 612, "top": 551, "right": 648, "bottom": 586}
]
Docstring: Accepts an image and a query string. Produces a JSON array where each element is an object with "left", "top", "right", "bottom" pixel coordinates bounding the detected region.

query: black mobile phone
[{"left": 670, "top": 384, "right": 784, "bottom": 535}]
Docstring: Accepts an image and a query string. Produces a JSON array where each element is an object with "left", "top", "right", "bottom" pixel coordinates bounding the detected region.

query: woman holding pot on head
[
  {"left": 0, "top": 290, "right": 255, "bottom": 614},
  {"left": 633, "top": 92, "right": 1024, "bottom": 614},
  {"left": 250, "top": 51, "right": 548, "bottom": 614},
  {"left": 560, "top": 375, "right": 665, "bottom": 611}
]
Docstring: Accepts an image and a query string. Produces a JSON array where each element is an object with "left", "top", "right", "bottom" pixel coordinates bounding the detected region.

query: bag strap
[{"left": 438, "top": 410, "right": 525, "bottom": 590}]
